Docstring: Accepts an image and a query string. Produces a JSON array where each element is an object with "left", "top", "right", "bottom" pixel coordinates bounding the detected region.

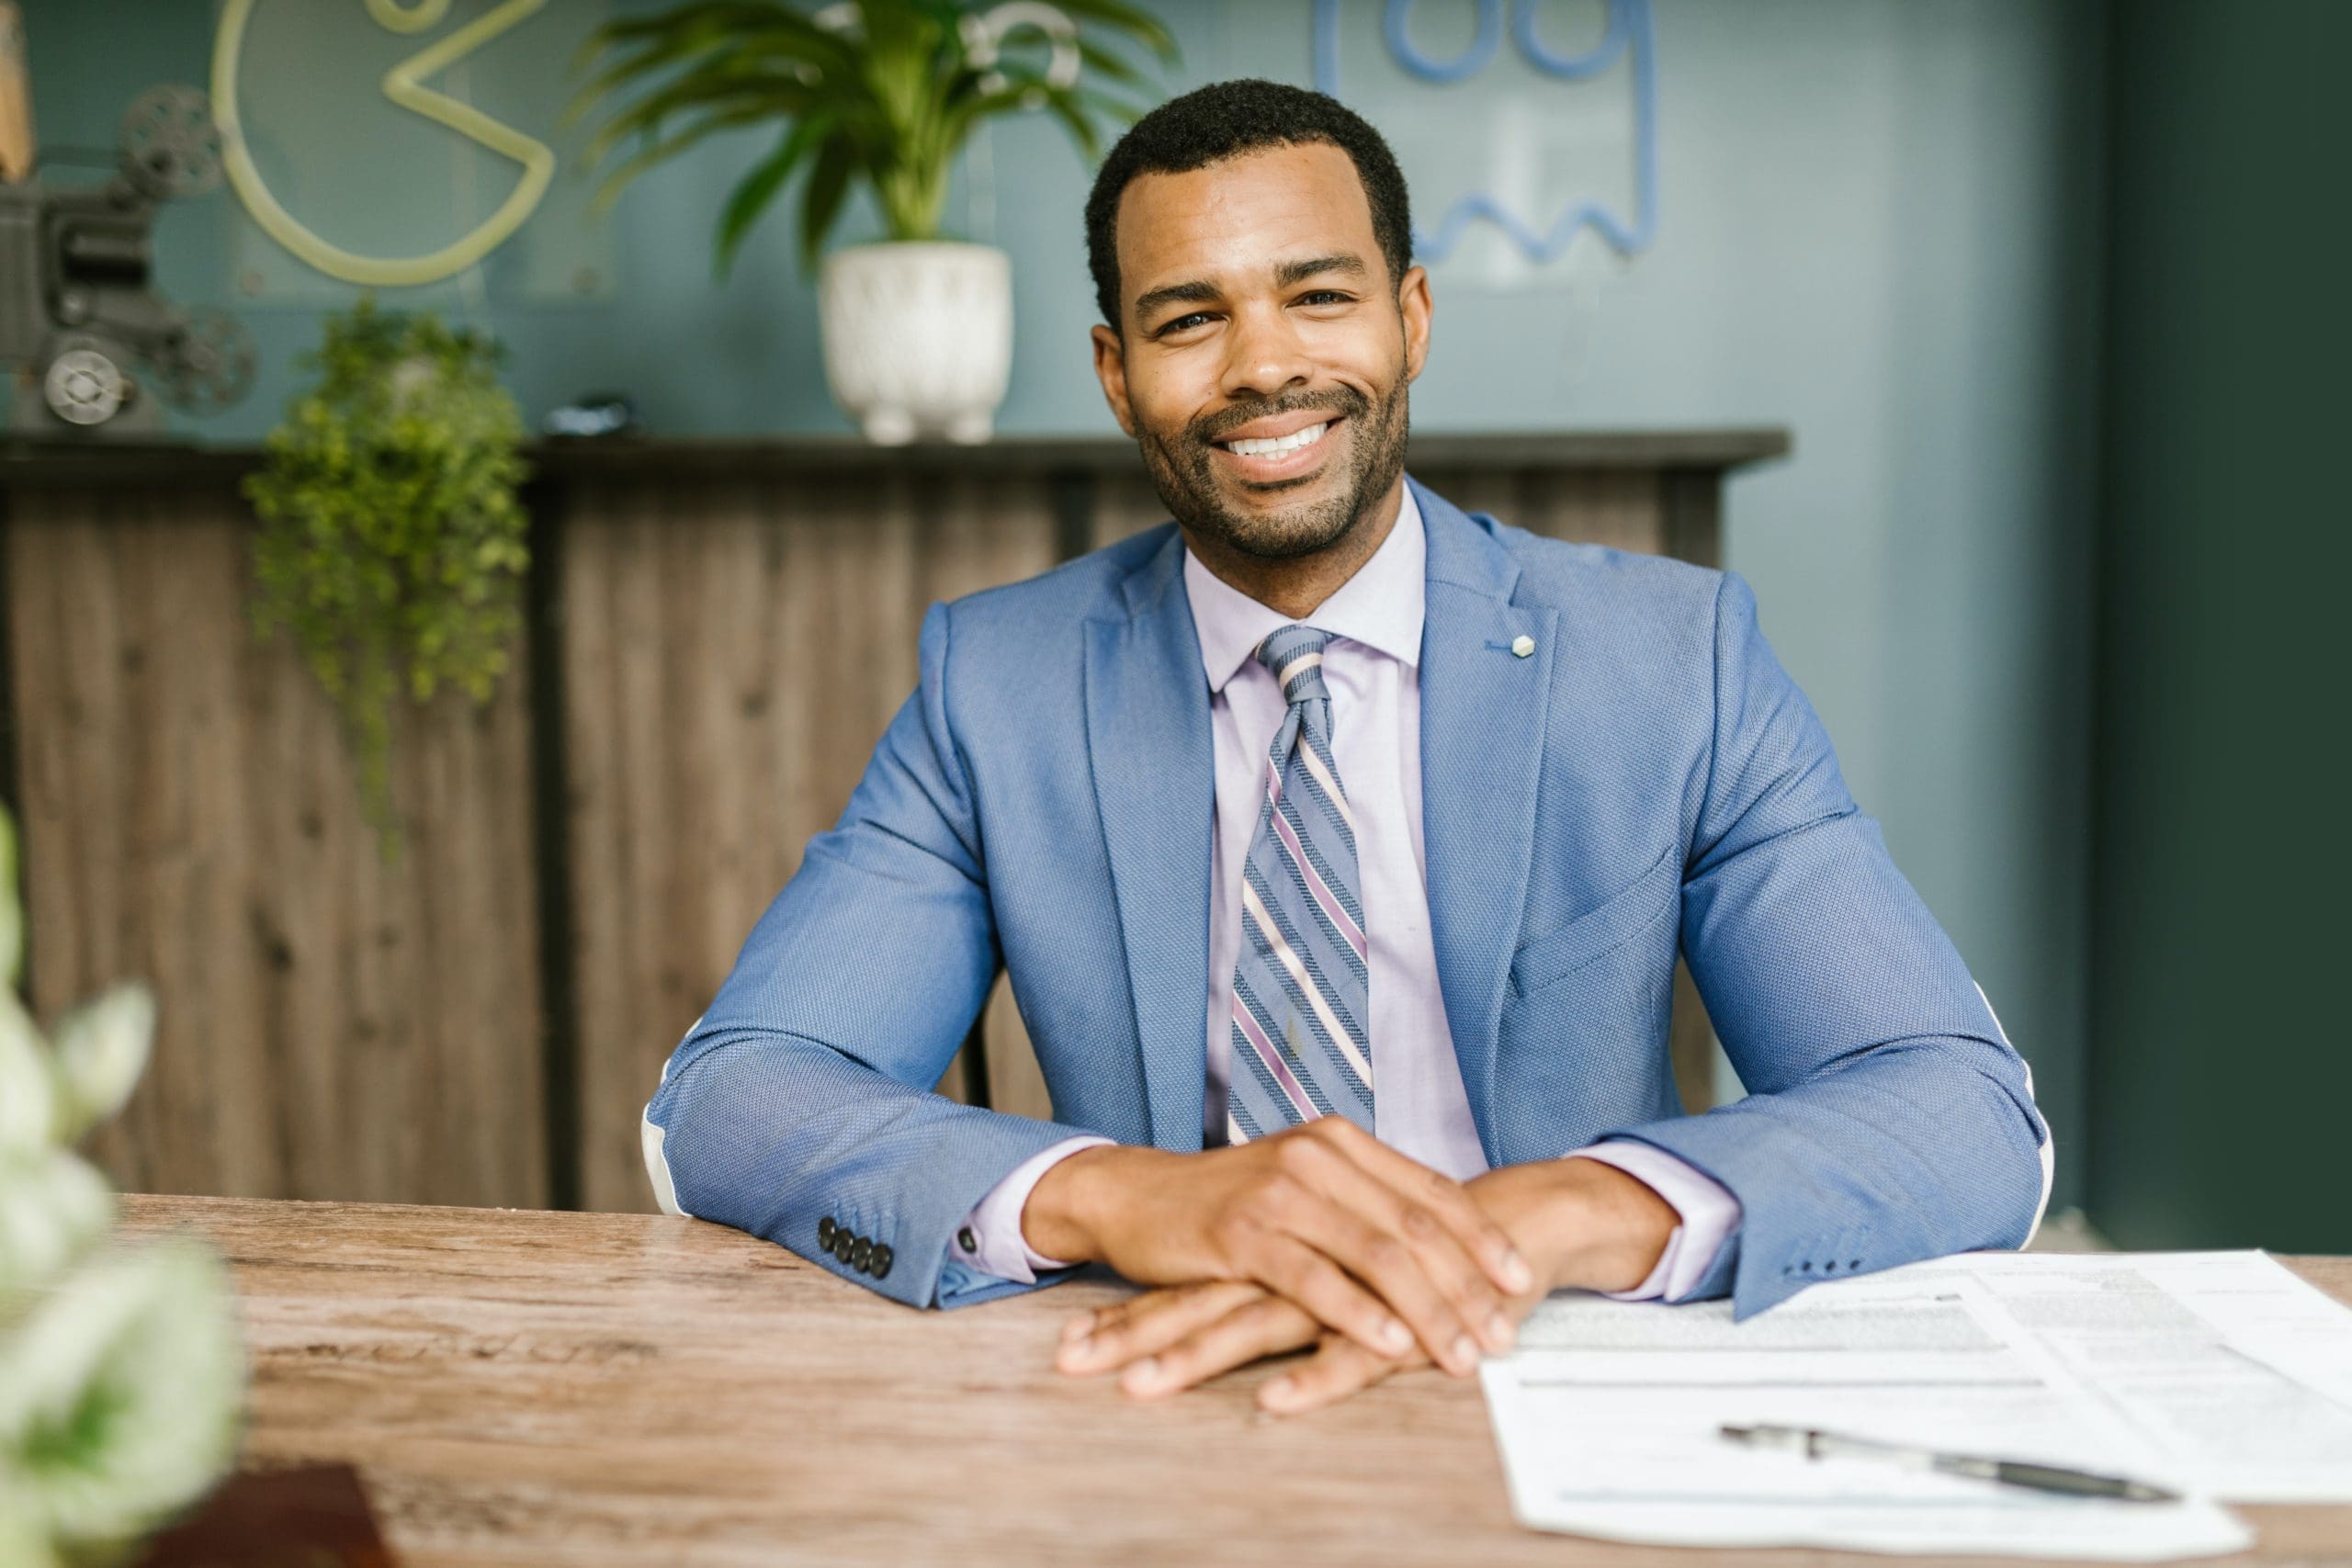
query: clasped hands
[{"left": 1018, "top": 1118, "right": 1679, "bottom": 1416}]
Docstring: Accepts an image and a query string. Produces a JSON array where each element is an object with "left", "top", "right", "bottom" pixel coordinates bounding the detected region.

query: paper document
[
  {"left": 1891, "top": 1251, "right": 2352, "bottom": 1503},
  {"left": 1480, "top": 1250, "right": 2352, "bottom": 1558}
]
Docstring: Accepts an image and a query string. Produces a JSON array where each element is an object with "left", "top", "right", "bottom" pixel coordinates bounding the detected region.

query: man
[{"left": 642, "top": 79, "right": 2052, "bottom": 1416}]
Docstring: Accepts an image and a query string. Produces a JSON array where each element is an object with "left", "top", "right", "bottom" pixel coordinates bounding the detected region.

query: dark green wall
[{"left": 2088, "top": 0, "right": 2351, "bottom": 1249}]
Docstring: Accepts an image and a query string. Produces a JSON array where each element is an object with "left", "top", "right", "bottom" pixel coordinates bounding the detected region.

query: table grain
[{"left": 117, "top": 1194, "right": 2352, "bottom": 1567}]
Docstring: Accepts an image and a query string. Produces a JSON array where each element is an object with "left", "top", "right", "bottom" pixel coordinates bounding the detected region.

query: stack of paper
[{"left": 1480, "top": 1251, "right": 2352, "bottom": 1558}]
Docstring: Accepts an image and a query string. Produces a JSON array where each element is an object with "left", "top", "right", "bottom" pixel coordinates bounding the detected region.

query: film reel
[
  {"left": 44, "top": 340, "right": 130, "bottom": 425},
  {"left": 120, "top": 85, "right": 223, "bottom": 199}
]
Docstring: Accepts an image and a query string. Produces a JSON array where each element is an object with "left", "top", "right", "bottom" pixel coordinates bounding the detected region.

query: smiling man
[{"left": 641, "top": 79, "right": 2052, "bottom": 1416}]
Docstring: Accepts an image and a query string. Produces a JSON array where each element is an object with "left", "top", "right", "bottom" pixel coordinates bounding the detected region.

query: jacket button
[
  {"left": 871, "top": 1244, "right": 892, "bottom": 1279},
  {"left": 818, "top": 1216, "right": 836, "bottom": 1248},
  {"left": 851, "top": 1237, "right": 873, "bottom": 1271},
  {"left": 956, "top": 1225, "right": 978, "bottom": 1254},
  {"left": 832, "top": 1231, "right": 854, "bottom": 1262}
]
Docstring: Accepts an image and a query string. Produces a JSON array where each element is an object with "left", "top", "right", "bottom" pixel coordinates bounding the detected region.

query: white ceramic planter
[{"left": 818, "top": 241, "right": 1012, "bottom": 446}]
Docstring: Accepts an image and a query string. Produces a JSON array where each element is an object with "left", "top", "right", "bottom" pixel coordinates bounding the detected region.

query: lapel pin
[{"left": 1510, "top": 634, "right": 1535, "bottom": 659}]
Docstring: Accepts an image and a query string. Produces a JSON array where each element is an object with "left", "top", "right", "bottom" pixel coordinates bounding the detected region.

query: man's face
[{"left": 1091, "top": 141, "right": 1432, "bottom": 560}]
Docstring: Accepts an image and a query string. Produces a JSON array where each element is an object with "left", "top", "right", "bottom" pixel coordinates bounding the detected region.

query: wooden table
[{"left": 119, "top": 1195, "right": 2352, "bottom": 1567}]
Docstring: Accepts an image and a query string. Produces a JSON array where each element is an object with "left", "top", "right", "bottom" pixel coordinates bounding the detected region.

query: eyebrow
[{"left": 1131, "top": 253, "right": 1370, "bottom": 326}]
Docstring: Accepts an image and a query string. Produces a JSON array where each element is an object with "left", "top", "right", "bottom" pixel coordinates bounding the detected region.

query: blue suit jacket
[{"left": 644, "top": 477, "right": 2052, "bottom": 1319}]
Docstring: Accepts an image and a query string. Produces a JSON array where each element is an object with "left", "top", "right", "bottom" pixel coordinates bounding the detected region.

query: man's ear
[
  {"left": 1397, "top": 263, "right": 1433, "bottom": 384},
  {"left": 1091, "top": 322, "right": 1138, "bottom": 437}
]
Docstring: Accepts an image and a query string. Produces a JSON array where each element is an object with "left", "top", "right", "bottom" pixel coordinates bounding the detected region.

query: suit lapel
[
  {"left": 1084, "top": 528, "right": 1214, "bottom": 1152},
  {"left": 1413, "top": 478, "right": 1558, "bottom": 1166}
]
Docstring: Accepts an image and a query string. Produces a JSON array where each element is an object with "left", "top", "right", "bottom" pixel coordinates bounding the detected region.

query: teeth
[{"left": 1227, "top": 422, "right": 1329, "bottom": 458}]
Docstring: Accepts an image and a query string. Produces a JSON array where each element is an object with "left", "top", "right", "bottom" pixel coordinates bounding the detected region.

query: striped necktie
[{"left": 1224, "top": 624, "right": 1374, "bottom": 1143}]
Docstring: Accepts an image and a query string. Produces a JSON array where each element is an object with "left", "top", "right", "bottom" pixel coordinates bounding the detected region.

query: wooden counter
[{"left": 2, "top": 432, "right": 1787, "bottom": 1216}]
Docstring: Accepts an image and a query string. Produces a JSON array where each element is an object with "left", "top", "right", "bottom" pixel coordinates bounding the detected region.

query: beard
[{"left": 1133, "top": 373, "right": 1411, "bottom": 561}]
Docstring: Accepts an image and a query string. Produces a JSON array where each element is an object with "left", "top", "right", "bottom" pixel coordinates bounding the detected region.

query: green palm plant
[{"left": 566, "top": 0, "right": 1177, "bottom": 277}]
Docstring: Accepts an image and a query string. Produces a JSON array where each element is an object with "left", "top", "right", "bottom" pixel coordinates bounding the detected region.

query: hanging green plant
[{"left": 243, "top": 299, "right": 531, "bottom": 853}]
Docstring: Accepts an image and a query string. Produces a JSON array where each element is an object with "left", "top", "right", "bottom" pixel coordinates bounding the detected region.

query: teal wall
[
  {"left": 2088, "top": 1, "right": 2349, "bottom": 1252},
  {"left": 17, "top": 2, "right": 2107, "bottom": 1209}
]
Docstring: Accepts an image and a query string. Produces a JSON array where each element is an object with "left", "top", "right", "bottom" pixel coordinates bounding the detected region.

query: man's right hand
[{"left": 1021, "top": 1118, "right": 1533, "bottom": 1376}]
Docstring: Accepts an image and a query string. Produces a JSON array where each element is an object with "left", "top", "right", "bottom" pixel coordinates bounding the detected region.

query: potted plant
[
  {"left": 571, "top": 0, "right": 1175, "bottom": 445},
  {"left": 244, "top": 299, "right": 531, "bottom": 852}
]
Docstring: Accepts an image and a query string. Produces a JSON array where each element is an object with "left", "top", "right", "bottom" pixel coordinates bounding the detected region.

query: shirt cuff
[
  {"left": 950, "top": 1134, "right": 1116, "bottom": 1284},
  {"left": 1569, "top": 1139, "right": 1744, "bottom": 1303}
]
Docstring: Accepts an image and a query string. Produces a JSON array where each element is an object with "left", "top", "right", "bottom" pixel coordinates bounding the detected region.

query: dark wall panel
[{"left": 2088, "top": 0, "right": 2351, "bottom": 1250}]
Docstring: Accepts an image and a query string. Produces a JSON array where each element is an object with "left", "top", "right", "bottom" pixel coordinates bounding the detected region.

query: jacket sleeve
[
  {"left": 1600, "top": 571, "right": 2053, "bottom": 1319},
  {"left": 640, "top": 601, "right": 1105, "bottom": 1310}
]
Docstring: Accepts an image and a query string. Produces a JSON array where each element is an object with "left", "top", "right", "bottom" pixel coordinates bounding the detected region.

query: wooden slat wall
[
  {"left": 6, "top": 483, "right": 546, "bottom": 1207},
  {"left": 2, "top": 439, "right": 1770, "bottom": 1214},
  {"left": 560, "top": 471, "right": 1058, "bottom": 1214}
]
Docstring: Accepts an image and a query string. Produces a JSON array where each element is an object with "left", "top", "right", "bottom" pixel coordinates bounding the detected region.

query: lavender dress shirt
[{"left": 953, "top": 486, "right": 1741, "bottom": 1299}]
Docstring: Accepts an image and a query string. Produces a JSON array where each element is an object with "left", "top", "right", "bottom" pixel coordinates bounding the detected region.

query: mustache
[{"left": 1187, "top": 387, "right": 1371, "bottom": 447}]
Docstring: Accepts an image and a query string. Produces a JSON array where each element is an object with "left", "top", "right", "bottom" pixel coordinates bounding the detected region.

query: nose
[{"left": 1218, "top": 299, "right": 1315, "bottom": 405}]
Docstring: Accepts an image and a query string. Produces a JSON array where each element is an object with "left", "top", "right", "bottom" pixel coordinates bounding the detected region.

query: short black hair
[{"left": 1084, "top": 78, "right": 1414, "bottom": 332}]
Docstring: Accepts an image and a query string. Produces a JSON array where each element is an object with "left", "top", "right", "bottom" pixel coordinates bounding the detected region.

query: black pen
[{"left": 1720, "top": 1424, "right": 2183, "bottom": 1504}]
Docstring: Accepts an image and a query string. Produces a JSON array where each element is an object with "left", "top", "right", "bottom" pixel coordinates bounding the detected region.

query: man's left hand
[{"left": 1053, "top": 1154, "right": 1680, "bottom": 1414}]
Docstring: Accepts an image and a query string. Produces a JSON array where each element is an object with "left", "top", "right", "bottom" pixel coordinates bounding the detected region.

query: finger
[
  {"left": 1057, "top": 1280, "right": 1262, "bottom": 1375},
  {"left": 1304, "top": 1118, "right": 1532, "bottom": 1299},
  {"left": 1250, "top": 1233, "right": 1419, "bottom": 1363},
  {"left": 1272, "top": 1166, "right": 1485, "bottom": 1376},
  {"left": 1119, "top": 1292, "right": 1321, "bottom": 1399},
  {"left": 1057, "top": 1295, "right": 1138, "bottom": 1359},
  {"left": 1281, "top": 1134, "right": 1517, "bottom": 1360},
  {"left": 1259, "top": 1331, "right": 1419, "bottom": 1416},
  {"left": 1303, "top": 1119, "right": 1533, "bottom": 1298},
  {"left": 1057, "top": 1278, "right": 1250, "bottom": 1347}
]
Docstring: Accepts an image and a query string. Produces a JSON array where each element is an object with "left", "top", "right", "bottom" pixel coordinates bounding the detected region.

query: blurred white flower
[
  {"left": 0, "top": 1503, "right": 62, "bottom": 1568},
  {"left": 0, "top": 1150, "right": 114, "bottom": 1302},
  {"left": 47, "top": 986, "right": 154, "bottom": 1149},
  {"left": 0, "top": 1241, "right": 244, "bottom": 1558},
  {"left": 0, "top": 995, "right": 51, "bottom": 1161},
  {"left": 0, "top": 805, "right": 245, "bottom": 1562}
]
